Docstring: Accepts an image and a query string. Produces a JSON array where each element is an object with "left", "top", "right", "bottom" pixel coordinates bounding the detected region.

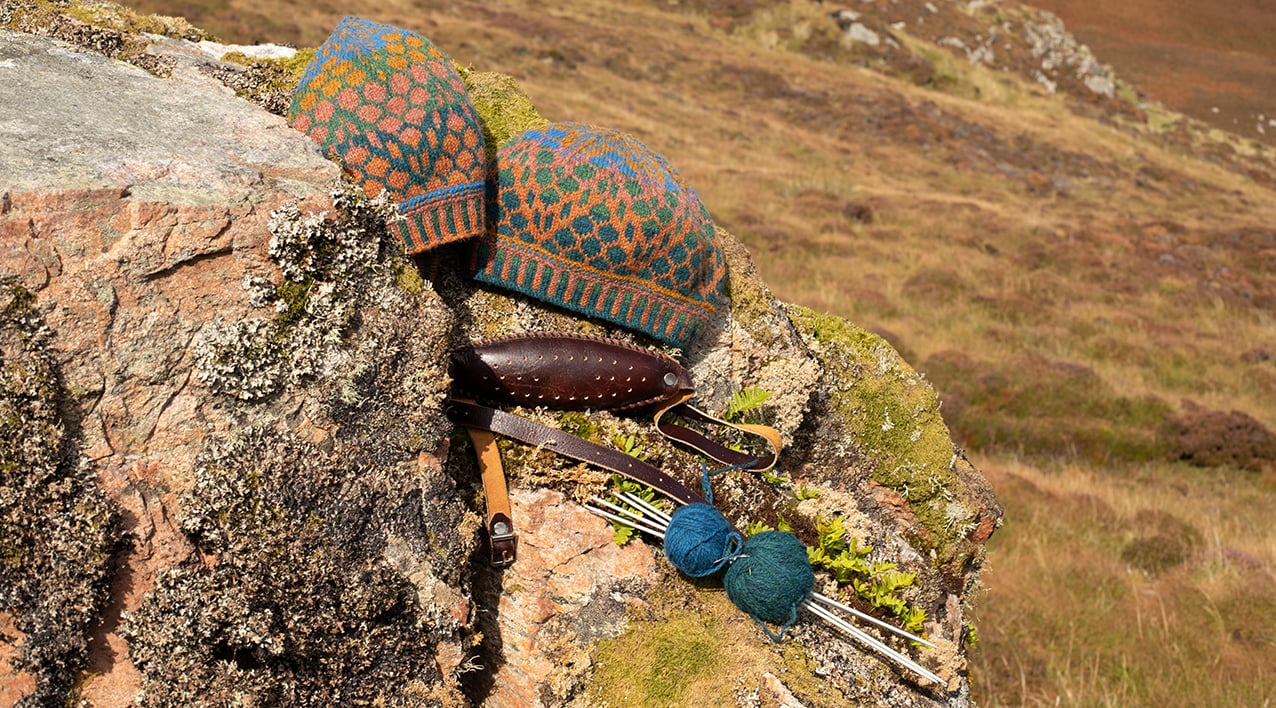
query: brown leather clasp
[{"left": 489, "top": 513, "right": 517, "bottom": 567}]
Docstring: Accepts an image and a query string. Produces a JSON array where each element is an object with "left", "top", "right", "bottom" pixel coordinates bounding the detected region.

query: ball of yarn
[
  {"left": 724, "top": 530, "right": 815, "bottom": 626},
  {"left": 663, "top": 503, "right": 743, "bottom": 577}
]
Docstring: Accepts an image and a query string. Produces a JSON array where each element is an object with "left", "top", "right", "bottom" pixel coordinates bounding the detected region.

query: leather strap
[
  {"left": 448, "top": 369, "right": 783, "bottom": 567},
  {"left": 652, "top": 391, "right": 783, "bottom": 471},
  {"left": 464, "top": 424, "right": 518, "bottom": 566},
  {"left": 447, "top": 399, "right": 712, "bottom": 509}
]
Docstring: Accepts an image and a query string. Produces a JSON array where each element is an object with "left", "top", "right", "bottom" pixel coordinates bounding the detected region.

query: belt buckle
[{"left": 489, "top": 515, "right": 517, "bottom": 567}]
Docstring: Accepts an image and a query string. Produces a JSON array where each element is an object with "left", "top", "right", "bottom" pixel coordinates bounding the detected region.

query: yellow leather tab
[{"left": 465, "top": 425, "right": 516, "bottom": 565}]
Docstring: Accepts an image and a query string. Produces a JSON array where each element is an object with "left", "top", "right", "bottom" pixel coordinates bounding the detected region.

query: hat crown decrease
[{"left": 476, "top": 122, "right": 726, "bottom": 349}]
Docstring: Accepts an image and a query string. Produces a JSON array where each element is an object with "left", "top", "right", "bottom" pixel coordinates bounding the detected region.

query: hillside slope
[{"left": 128, "top": 0, "right": 1276, "bottom": 432}]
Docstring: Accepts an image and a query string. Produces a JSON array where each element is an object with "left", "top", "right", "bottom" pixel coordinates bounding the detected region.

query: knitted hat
[
  {"left": 289, "top": 17, "right": 486, "bottom": 254},
  {"left": 472, "top": 123, "right": 726, "bottom": 349}
]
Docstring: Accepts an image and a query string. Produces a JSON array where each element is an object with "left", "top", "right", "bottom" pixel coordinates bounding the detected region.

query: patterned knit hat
[
  {"left": 472, "top": 123, "right": 726, "bottom": 349},
  {"left": 289, "top": 17, "right": 486, "bottom": 254}
]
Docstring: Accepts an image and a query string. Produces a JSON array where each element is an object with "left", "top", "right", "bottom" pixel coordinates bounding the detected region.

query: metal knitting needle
[
  {"left": 618, "top": 491, "right": 672, "bottom": 524},
  {"left": 583, "top": 495, "right": 942, "bottom": 686},
  {"left": 810, "top": 592, "right": 936, "bottom": 648},
  {"left": 588, "top": 496, "right": 661, "bottom": 529},
  {"left": 803, "top": 600, "right": 944, "bottom": 685},
  {"left": 601, "top": 500, "right": 931, "bottom": 647},
  {"left": 585, "top": 497, "right": 666, "bottom": 539}
]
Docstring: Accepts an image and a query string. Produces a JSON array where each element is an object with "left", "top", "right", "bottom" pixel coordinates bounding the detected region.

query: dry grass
[
  {"left": 116, "top": 0, "right": 1276, "bottom": 703},
  {"left": 970, "top": 457, "right": 1276, "bottom": 706}
]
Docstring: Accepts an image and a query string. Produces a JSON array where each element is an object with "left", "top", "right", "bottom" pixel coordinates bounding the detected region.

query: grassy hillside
[
  {"left": 120, "top": 0, "right": 1276, "bottom": 704},
  {"left": 1032, "top": 0, "right": 1276, "bottom": 148}
]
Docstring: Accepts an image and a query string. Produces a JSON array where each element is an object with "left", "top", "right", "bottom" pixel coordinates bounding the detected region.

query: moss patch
[
  {"left": 787, "top": 306, "right": 982, "bottom": 560},
  {"left": 461, "top": 70, "right": 550, "bottom": 158},
  {"left": 216, "top": 47, "right": 317, "bottom": 116},
  {"left": 2, "top": 0, "right": 206, "bottom": 75},
  {"left": 587, "top": 577, "right": 847, "bottom": 706}
]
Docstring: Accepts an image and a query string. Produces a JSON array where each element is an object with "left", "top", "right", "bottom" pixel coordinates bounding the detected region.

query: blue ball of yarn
[
  {"left": 663, "top": 503, "right": 743, "bottom": 577},
  {"left": 724, "top": 530, "right": 815, "bottom": 627}
]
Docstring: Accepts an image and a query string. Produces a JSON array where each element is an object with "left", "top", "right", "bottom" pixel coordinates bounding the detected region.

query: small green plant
[
  {"left": 724, "top": 386, "right": 772, "bottom": 424},
  {"left": 558, "top": 411, "right": 601, "bottom": 442},
  {"left": 964, "top": 623, "right": 979, "bottom": 649},
  {"left": 611, "top": 432, "right": 649, "bottom": 461},
  {"left": 607, "top": 476, "right": 663, "bottom": 545},
  {"left": 762, "top": 469, "right": 791, "bottom": 487},
  {"left": 741, "top": 516, "right": 793, "bottom": 537},
  {"left": 807, "top": 515, "right": 926, "bottom": 635},
  {"left": 794, "top": 483, "right": 823, "bottom": 501}
]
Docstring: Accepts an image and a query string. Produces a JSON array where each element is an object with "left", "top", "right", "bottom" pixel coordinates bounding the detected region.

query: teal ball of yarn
[
  {"left": 663, "top": 503, "right": 743, "bottom": 577},
  {"left": 724, "top": 530, "right": 814, "bottom": 625}
]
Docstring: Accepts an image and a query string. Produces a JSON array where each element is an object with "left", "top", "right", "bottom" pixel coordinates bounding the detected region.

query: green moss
[
  {"left": 2, "top": 283, "right": 35, "bottom": 317},
  {"left": 234, "top": 47, "right": 316, "bottom": 91},
  {"left": 274, "top": 276, "right": 313, "bottom": 328},
  {"left": 219, "top": 50, "right": 253, "bottom": 66},
  {"left": 557, "top": 410, "right": 603, "bottom": 443},
  {"left": 588, "top": 582, "right": 845, "bottom": 706},
  {"left": 788, "top": 306, "right": 975, "bottom": 556},
  {"left": 394, "top": 260, "right": 425, "bottom": 294},
  {"left": 60, "top": 0, "right": 208, "bottom": 40},
  {"left": 280, "top": 47, "right": 316, "bottom": 76},
  {"left": 460, "top": 71, "right": 550, "bottom": 158}
]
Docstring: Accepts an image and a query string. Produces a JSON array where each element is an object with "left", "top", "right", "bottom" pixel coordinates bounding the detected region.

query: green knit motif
[{"left": 473, "top": 123, "right": 726, "bottom": 349}]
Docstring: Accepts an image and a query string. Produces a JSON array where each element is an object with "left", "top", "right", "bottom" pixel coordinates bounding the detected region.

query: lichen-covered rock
[
  {"left": 0, "top": 20, "right": 470, "bottom": 705},
  {"left": 0, "top": 4, "right": 1000, "bottom": 706},
  {"left": 121, "top": 426, "right": 472, "bottom": 706},
  {"left": 0, "top": 283, "right": 122, "bottom": 705}
]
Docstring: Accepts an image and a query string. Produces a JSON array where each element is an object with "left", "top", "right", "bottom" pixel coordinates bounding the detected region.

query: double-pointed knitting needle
[
  {"left": 597, "top": 494, "right": 934, "bottom": 648},
  {"left": 810, "top": 591, "right": 936, "bottom": 649},
  {"left": 583, "top": 495, "right": 944, "bottom": 686},
  {"left": 587, "top": 495, "right": 666, "bottom": 539},
  {"left": 802, "top": 600, "right": 943, "bottom": 684},
  {"left": 617, "top": 492, "right": 672, "bottom": 524}
]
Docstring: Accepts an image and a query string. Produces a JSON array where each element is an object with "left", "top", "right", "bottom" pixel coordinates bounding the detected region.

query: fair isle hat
[
  {"left": 289, "top": 17, "right": 486, "bottom": 254},
  {"left": 472, "top": 123, "right": 727, "bottom": 349}
]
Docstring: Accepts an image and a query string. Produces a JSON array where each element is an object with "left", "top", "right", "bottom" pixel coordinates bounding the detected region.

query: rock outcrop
[{"left": 0, "top": 7, "right": 999, "bottom": 706}]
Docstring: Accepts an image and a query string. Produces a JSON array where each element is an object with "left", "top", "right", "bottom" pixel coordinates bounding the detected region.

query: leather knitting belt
[
  {"left": 447, "top": 333, "right": 782, "bottom": 566},
  {"left": 448, "top": 399, "right": 711, "bottom": 507}
]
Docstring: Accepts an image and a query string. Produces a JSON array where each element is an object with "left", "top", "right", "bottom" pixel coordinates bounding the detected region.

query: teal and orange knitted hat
[
  {"left": 289, "top": 17, "right": 486, "bottom": 254},
  {"left": 472, "top": 123, "right": 726, "bottom": 349}
]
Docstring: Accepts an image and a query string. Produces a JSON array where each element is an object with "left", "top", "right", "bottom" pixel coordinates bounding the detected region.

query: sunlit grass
[{"left": 969, "top": 457, "right": 1276, "bottom": 706}]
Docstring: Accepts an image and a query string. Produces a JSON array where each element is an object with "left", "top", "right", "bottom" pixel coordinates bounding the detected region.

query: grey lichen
[
  {"left": 0, "top": 280, "right": 122, "bottom": 705},
  {"left": 132, "top": 180, "right": 470, "bottom": 704},
  {"left": 122, "top": 426, "right": 472, "bottom": 707},
  {"left": 192, "top": 186, "right": 395, "bottom": 402}
]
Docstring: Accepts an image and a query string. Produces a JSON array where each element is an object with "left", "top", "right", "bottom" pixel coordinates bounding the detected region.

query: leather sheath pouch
[{"left": 447, "top": 333, "right": 782, "bottom": 566}]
